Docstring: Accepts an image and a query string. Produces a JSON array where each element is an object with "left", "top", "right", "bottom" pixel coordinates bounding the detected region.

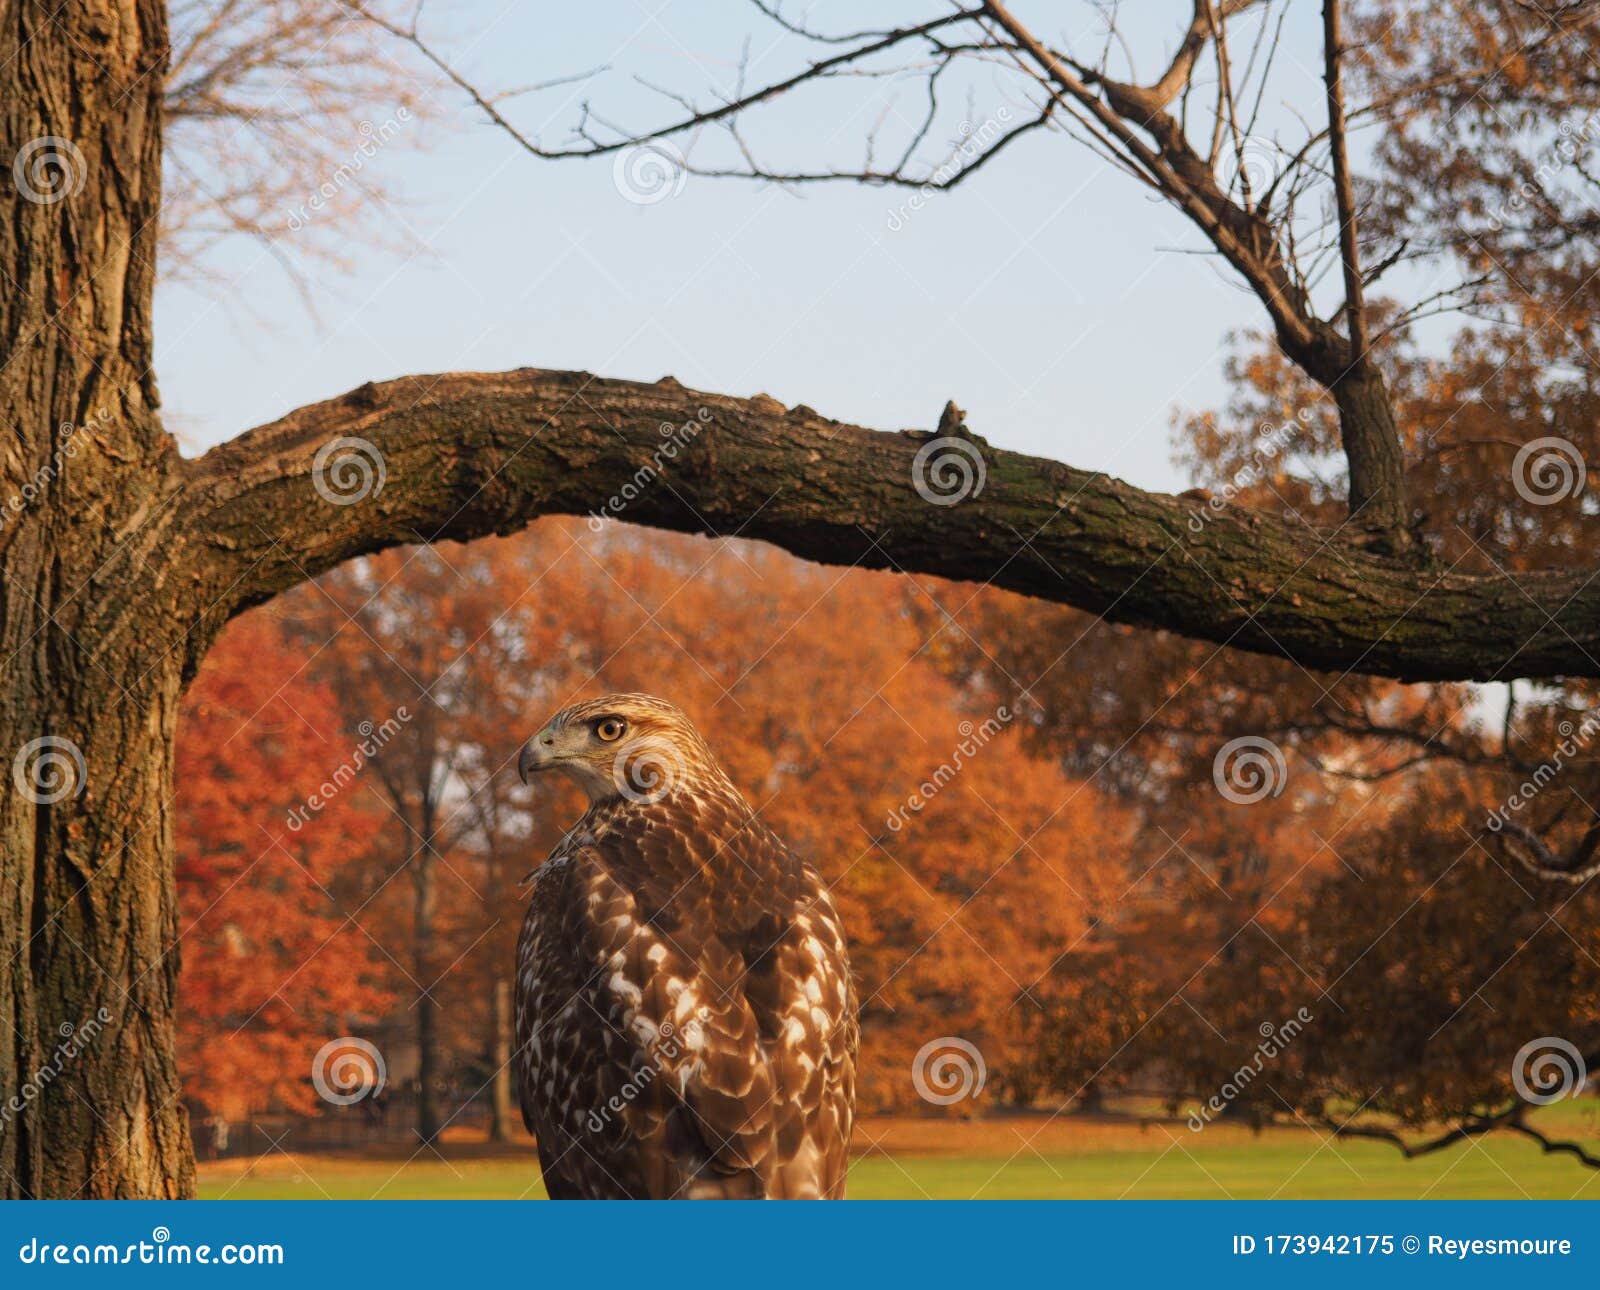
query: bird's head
[{"left": 517, "top": 693, "right": 719, "bottom": 805}]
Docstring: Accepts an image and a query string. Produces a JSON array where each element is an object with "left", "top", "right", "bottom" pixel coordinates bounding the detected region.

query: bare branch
[
  {"left": 1322, "top": 0, "right": 1369, "bottom": 361},
  {"left": 1490, "top": 820, "right": 1600, "bottom": 886},
  {"left": 1320, "top": 1087, "right": 1600, "bottom": 1172}
]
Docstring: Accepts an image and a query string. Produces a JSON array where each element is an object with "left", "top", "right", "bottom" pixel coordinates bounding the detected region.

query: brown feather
[{"left": 514, "top": 697, "right": 858, "bottom": 1199}]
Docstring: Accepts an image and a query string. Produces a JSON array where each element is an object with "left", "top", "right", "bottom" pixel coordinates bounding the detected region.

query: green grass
[
  {"left": 199, "top": 1105, "right": 1600, "bottom": 1200},
  {"left": 845, "top": 1136, "right": 1596, "bottom": 1200}
]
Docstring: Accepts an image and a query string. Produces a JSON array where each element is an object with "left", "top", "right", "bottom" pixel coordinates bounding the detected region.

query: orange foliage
[
  {"left": 176, "top": 614, "right": 391, "bottom": 1118},
  {"left": 177, "top": 519, "right": 1134, "bottom": 1116}
]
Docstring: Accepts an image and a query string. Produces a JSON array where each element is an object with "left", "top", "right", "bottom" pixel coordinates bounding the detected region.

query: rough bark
[
  {"left": 1, "top": 0, "right": 197, "bottom": 1197},
  {"left": 183, "top": 370, "right": 1600, "bottom": 683},
  {"left": 1330, "top": 360, "right": 1412, "bottom": 539}
]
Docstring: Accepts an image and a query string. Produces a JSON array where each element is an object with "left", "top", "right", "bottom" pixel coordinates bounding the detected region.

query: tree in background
[
  {"left": 277, "top": 543, "right": 544, "bottom": 1144},
  {"left": 176, "top": 614, "right": 389, "bottom": 1124},
  {"left": 185, "top": 519, "right": 1130, "bottom": 1122},
  {"left": 935, "top": 8, "right": 1600, "bottom": 1144}
]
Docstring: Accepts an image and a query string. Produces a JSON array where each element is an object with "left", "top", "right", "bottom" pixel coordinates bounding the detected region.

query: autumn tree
[
  {"left": 941, "top": 5, "right": 1600, "bottom": 1141},
  {"left": 175, "top": 612, "right": 390, "bottom": 1124},
  {"left": 6, "top": 0, "right": 1600, "bottom": 1195},
  {"left": 247, "top": 518, "right": 1130, "bottom": 1117},
  {"left": 278, "top": 543, "right": 546, "bottom": 1144}
]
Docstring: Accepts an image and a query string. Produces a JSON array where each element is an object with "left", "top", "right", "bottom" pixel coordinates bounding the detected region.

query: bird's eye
[{"left": 595, "top": 717, "right": 626, "bottom": 743}]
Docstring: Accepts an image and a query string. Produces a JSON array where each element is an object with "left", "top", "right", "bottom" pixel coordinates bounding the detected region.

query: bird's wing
[
  {"left": 747, "top": 867, "right": 859, "bottom": 1199},
  {"left": 514, "top": 853, "right": 623, "bottom": 1197},
  {"left": 577, "top": 836, "right": 780, "bottom": 1197}
]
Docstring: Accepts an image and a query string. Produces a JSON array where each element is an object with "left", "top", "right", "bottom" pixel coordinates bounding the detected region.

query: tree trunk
[
  {"left": 1331, "top": 360, "right": 1412, "bottom": 544},
  {"left": 411, "top": 841, "right": 440, "bottom": 1146},
  {"left": 488, "top": 978, "right": 513, "bottom": 1142},
  {"left": 3, "top": 681, "right": 196, "bottom": 1198},
  {"left": 0, "top": 0, "right": 197, "bottom": 1198}
]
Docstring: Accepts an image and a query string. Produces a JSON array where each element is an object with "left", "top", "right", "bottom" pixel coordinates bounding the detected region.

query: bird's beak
[{"left": 518, "top": 728, "right": 559, "bottom": 784}]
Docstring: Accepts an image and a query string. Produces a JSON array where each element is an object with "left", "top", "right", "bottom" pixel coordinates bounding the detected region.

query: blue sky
[{"left": 154, "top": 2, "right": 1337, "bottom": 495}]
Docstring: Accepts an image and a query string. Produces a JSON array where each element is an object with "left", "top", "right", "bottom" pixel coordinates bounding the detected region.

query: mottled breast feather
[{"left": 514, "top": 778, "right": 858, "bottom": 1199}]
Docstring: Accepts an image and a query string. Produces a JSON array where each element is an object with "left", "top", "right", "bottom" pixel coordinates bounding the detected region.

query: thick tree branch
[
  {"left": 179, "top": 368, "right": 1600, "bottom": 682},
  {"left": 347, "top": 0, "right": 1414, "bottom": 542}
]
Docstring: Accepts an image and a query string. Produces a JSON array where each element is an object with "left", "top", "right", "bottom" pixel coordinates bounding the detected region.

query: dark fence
[{"left": 195, "top": 1089, "right": 497, "bottom": 1160}]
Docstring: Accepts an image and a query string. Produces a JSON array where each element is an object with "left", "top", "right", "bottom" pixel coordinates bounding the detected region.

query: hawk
[{"left": 514, "top": 693, "right": 858, "bottom": 1199}]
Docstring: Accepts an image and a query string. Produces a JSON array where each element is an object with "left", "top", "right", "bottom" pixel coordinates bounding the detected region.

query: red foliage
[{"left": 176, "top": 613, "right": 390, "bottom": 1117}]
